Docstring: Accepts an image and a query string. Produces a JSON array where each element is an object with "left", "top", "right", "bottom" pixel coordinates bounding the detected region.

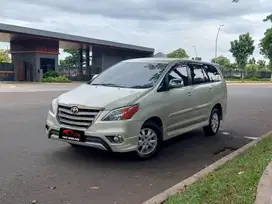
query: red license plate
[{"left": 59, "top": 128, "right": 84, "bottom": 142}]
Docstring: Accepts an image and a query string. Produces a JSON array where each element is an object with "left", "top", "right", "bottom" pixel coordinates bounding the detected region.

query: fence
[
  {"left": 57, "top": 66, "right": 95, "bottom": 81},
  {"left": 222, "top": 69, "right": 271, "bottom": 79},
  {"left": 57, "top": 66, "right": 271, "bottom": 82}
]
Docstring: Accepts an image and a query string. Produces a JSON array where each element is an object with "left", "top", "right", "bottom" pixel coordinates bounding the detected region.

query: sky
[{"left": 0, "top": 0, "right": 271, "bottom": 62}]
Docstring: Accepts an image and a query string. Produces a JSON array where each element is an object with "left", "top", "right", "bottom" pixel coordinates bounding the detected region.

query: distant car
[{"left": 45, "top": 58, "right": 227, "bottom": 160}]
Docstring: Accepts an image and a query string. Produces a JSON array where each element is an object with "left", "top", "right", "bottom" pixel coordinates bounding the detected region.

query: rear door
[
  {"left": 187, "top": 62, "right": 213, "bottom": 124},
  {"left": 204, "top": 64, "right": 227, "bottom": 118}
]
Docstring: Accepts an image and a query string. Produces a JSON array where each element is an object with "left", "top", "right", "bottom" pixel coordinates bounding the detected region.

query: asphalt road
[{"left": 0, "top": 85, "right": 271, "bottom": 204}]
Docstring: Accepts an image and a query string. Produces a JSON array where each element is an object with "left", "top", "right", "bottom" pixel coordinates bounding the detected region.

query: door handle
[
  {"left": 188, "top": 92, "right": 192, "bottom": 96},
  {"left": 208, "top": 87, "right": 212, "bottom": 92}
]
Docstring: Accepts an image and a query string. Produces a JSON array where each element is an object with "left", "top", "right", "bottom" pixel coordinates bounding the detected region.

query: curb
[
  {"left": 142, "top": 130, "right": 272, "bottom": 204},
  {"left": 255, "top": 161, "right": 272, "bottom": 204},
  {"left": 0, "top": 84, "right": 20, "bottom": 88},
  {"left": 40, "top": 82, "right": 85, "bottom": 85}
]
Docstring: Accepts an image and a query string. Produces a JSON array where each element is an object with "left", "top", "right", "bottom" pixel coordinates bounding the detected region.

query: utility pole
[
  {"left": 192, "top": 45, "right": 198, "bottom": 58},
  {"left": 215, "top": 24, "right": 224, "bottom": 63}
]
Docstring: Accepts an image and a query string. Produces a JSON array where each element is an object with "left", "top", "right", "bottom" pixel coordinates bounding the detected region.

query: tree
[
  {"left": 260, "top": 28, "right": 272, "bottom": 81},
  {"left": 59, "top": 49, "right": 80, "bottom": 67},
  {"left": 257, "top": 59, "right": 266, "bottom": 68},
  {"left": 167, "top": 48, "right": 189, "bottom": 59},
  {"left": 248, "top": 57, "right": 256, "bottom": 64},
  {"left": 260, "top": 29, "right": 272, "bottom": 69},
  {"left": 263, "top": 14, "right": 272, "bottom": 23},
  {"left": 229, "top": 33, "right": 255, "bottom": 81},
  {"left": 245, "top": 63, "right": 259, "bottom": 74},
  {"left": 0, "top": 49, "right": 11, "bottom": 63},
  {"left": 211, "top": 55, "right": 231, "bottom": 70}
]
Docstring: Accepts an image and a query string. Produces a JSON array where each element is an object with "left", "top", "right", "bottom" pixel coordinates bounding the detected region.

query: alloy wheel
[{"left": 137, "top": 128, "right": 158, "bottom": 157}]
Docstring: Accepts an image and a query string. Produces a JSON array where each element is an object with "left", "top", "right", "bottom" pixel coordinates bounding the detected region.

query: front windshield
[{"left": 90, "top": 61, "right": 169, "bottom": 88}]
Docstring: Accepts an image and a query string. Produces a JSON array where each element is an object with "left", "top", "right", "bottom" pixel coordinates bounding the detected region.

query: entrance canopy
[
  {"left": 0, "top": 23, "right": 154, "bottom": 82},
  {"left": 0, "top": 23, "right": 154, "bottom": 52}
]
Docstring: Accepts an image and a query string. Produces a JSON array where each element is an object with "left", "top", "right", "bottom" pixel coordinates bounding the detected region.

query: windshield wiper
[
  {"left": 129, "top": 84, "right": 153, "bottom": 89},
  {"left": 91, "top": 83, "right": 125, "bottom": 88}
]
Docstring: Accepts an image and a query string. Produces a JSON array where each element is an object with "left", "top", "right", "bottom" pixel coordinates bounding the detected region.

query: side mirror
[{"left": 169, "top": 78, "right": 184, "bottom": 89}]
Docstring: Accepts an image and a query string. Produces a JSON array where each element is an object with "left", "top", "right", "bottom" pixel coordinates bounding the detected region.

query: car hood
[{"left": 57, "top": 84, "right": 149, "bottom": 109}]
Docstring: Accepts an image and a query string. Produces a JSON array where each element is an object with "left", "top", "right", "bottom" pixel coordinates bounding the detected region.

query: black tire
[
  {"left": 132, "top": 121, "right": 162, "bottom": 160},
  {"left": 203, "top": 108, "right": 221, "bottom": 137}
]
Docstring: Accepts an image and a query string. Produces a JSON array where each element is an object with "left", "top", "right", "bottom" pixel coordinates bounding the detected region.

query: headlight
[
  {"left": 102, "top": 104, "right": 139, "bottom": 121},
  {"left": 50, "top": 98, "right": 58, "bottom": 115}
]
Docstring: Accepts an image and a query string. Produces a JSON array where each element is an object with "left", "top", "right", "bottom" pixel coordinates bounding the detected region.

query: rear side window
[
  {"left": 204, "top": 65, "right": 222, "bottom": 82},
  {"left": 188, "top": 63, "right": 210, "bottom": 85}
]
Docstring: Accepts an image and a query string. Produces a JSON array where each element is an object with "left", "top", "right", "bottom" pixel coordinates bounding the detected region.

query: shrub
[
  {"left": 43, "top": 70, "right": 60, "bottom": 79},
  {"left": 42, "top": 75, "right": 71, "bottom": 83}
]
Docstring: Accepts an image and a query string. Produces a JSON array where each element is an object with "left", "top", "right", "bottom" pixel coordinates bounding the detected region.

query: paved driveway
[{"left": 0, "top": 85, "right": 271, "bottom": 204}]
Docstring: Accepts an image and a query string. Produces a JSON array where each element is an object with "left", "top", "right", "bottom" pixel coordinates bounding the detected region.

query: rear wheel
[
  {"left": 203, "top": 108, "right": 221, "bottom": 136},
  {"left": 133, "top": 121, "right": 162, "bottom": 160}
]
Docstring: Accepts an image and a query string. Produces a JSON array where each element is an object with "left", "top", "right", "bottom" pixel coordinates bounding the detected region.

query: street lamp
[
  {"left": 214, "top": 24, "right": 224, "bottom": 63},
  {"left": 192, "top": 45, "right": 198, "bottom": 58}
]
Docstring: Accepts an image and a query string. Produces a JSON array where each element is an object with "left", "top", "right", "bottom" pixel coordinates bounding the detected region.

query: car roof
[{"left": 123, "top": 57, "right": 217, "bottom": 66}]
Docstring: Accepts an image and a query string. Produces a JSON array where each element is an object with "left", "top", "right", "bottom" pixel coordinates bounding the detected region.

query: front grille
[{"left": 57, "top": 105, "right": 100, "bottom": 129}]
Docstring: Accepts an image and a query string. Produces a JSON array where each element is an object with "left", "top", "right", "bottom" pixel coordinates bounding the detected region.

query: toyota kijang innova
[{"left": 45, "top": 58, "right": 227, "bottom": 159}]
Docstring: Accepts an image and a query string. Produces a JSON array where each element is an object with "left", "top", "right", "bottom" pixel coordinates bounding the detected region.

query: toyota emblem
[{"left": 71, "top": 106, "right": 79, "bottom": 114}]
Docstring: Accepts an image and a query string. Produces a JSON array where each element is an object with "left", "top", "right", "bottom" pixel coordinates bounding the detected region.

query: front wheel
[
  {"left": 133, "top": 121, "right": 162, "bottom": 160},
  {"left": 203, "top": 108, "right": 221, "bottom": 136}
]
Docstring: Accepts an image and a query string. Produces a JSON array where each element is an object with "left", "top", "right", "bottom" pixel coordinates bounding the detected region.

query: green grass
[{"left": 165, "top": 134, "right": 272, "bottom": 204}]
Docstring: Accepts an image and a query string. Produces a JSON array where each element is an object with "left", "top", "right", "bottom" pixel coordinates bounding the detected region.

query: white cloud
[{"left": 0, "top": 0, "right": 271, "bottom": 62}]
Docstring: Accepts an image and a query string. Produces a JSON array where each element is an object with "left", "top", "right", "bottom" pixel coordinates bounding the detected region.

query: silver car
[{"left": 45, "top": 58, "right": 227, "bottom": 159}]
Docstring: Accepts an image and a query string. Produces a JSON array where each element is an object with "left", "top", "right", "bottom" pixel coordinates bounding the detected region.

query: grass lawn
[{"left": 164, "top": 134, "right": 272, "bottom": 204}]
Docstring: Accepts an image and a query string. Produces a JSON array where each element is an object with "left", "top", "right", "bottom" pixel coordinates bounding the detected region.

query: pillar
[
  {"left": 79, "top": 49, "right": 83, "bottom": 75},
  {"left": 86, "top": 48, "right": 90, "bottom": 76}
]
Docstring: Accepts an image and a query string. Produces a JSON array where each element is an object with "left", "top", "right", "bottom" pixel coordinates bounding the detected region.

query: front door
[{"left": 163, "top": 64, "right": 195, "bottom": 138}]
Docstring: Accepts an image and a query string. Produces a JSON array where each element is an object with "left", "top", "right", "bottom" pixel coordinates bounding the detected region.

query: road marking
[
  {"left": 244, "top": 136, "right": 259, "bottom": 140},
  {"left": 222, "top": 131, "right": 230, "bottom": 135}
]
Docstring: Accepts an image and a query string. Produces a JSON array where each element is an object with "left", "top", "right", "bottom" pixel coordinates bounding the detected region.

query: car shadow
[{"left": 49, "top": 128, "right": 250, "bottom": 171}]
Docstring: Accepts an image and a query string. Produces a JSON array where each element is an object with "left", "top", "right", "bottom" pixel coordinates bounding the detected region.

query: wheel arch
[
  {"left": 142, "top": 116, "right": 164, "bottom": 138},
  {"left": 213, "top": 103, "right": 223, "bottom": 120}
]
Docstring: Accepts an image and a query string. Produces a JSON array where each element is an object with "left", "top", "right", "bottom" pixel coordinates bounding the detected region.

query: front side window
[
  {"left": 168, "top": 65, "right": 189, "bottom": 88},
  {"left": 89, "top": 61, "right": 169, "bottom": 89}
]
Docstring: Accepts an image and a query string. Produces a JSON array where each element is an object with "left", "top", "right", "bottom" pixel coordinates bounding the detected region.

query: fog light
[
  {"left": 106, "top": 135, "right": 124, "bottom": 143},
  {"left": 114, "top": 136, "right": 121, "bottom": 142}
]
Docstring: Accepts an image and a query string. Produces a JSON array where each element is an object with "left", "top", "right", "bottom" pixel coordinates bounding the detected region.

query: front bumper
[{"left": 45, "top": 111, "right": 142, "bottom": 153}]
